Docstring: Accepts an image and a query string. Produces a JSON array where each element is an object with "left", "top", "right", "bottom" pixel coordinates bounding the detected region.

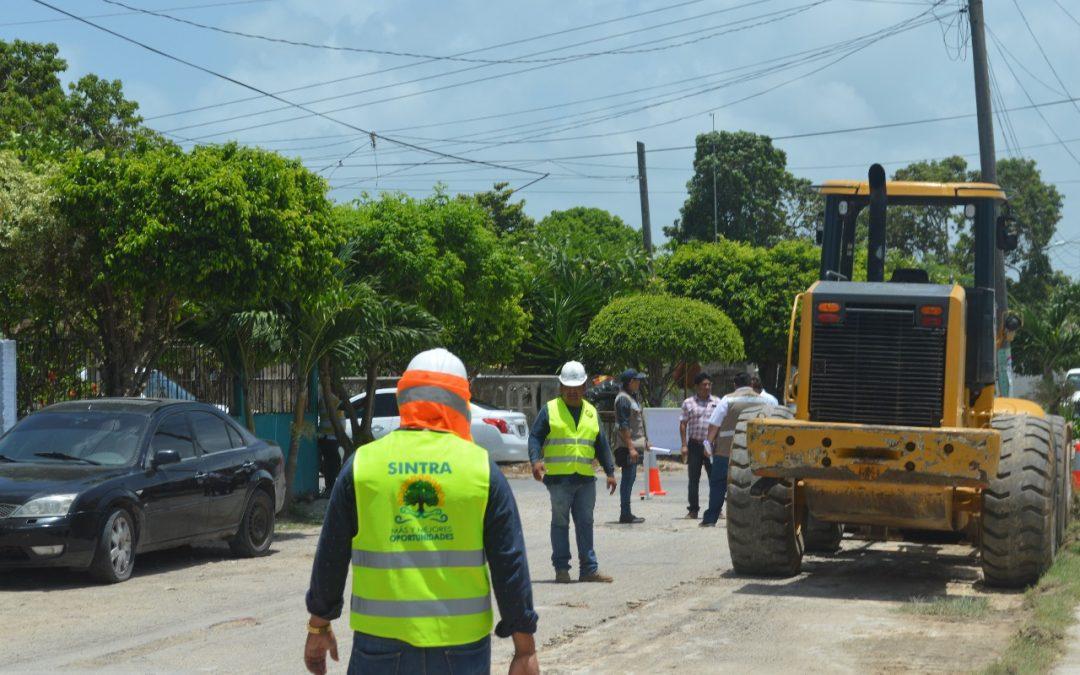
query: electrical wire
[
  {"left": 0, "top": 0, "right": 271, "bottom": 27},
  {"left": 1010, "top": 0, "right": 1080, "bottom": 119},
  {"left": 143, "top": 0, "right": 741, "bottom": 121},
  {"left": 164, "top": 0, "right": 821, "bottom": 137},
  {"left": 29, "top": 0, "right": 549, "bottom": 184}
]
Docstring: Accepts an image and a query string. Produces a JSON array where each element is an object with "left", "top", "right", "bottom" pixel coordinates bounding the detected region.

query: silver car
[{"left": 341, "top": 388, "right": 529, "bottom": 462}]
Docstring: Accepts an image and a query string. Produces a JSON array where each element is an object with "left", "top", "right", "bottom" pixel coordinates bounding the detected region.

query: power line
[
  {"left": 100, "top": 0, "right": 630, "bottom": 65},
  {"left": 1055, "top": 0, "right": 1080, "bottom": 30},
  {"left": 988, "top": 31, "right": 1080, "bottom": 167},
  {"left": 1010, "top": 0, "right": 1080, "bottom": 120},
  {"left": 143, "top": 0, "right": 720, "bottom": 121},
  {"left": 29, "top": 0, "right": 548, "bottom": 183},
  {"left": 0, "top": 0, "right": 271, "bottom": 27},
  {"left": 164, "top": 0, "right": 820, "bottom": 137}
]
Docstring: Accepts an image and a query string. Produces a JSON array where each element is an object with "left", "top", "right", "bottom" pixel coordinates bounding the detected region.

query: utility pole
[
  {"left": 636, "top": 141, "right": 653, "bottom": 254},
  {"left": 968, "top": 0, "right": 1011, "bottom": 395},
  {"left": 710, "top": 113, "right": 718, "bottom": 242}
]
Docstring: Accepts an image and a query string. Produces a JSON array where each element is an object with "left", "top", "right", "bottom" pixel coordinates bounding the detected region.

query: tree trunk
[
  {"left": 282, "top": 372, "right": 309, "bottom": 512},
  {"left": 329, "top": 361, "right": 362, "bottom": 455},
  {"left": 359, "top": 358, "right": 380, "bottom": 445},
  {"left": 319, "top": 358, "right": 354, "bottom": 456},
  {"left": 243, "top": 376, "right": 256, "bottom": 432}
]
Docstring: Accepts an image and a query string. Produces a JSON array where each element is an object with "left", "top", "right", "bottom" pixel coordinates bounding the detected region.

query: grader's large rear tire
[
  {"left": 727, "top": 404, "right": 803, "bottom": 577},
  {"left": 981, "top": 414, "right": 1057, "bottom": 588},
  {"left": 1049, "top": 415, "right": 1071, "bottom": 549},
  {"left": 804, "top": 514, "right": 843, "bottom": 553}
]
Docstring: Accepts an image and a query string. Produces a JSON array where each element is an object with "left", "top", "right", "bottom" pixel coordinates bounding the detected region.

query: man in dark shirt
[
  {"left": 529, "top": 360, "right": 617, "bottom": 583},
  {"left": 304, "top": 348, "right": 539, "bottom": 675}
]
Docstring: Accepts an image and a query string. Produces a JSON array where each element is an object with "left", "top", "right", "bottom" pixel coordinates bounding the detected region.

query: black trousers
[
  {"left": 686, "top": 439, "right": 712, "bottom": 514},
  {"left": 317, "top": 435, "right": 341, "bottom": 494}
]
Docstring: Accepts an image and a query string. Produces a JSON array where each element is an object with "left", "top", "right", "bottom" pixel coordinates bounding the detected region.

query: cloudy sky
[{"left": 4, "top": 0, "right": 1078, "bottom": 277}]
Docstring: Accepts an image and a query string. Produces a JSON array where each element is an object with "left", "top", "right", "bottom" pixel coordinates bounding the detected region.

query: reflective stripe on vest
[
  {"left": 350, "top": 429, "right": 492, "bottom": 647},
  {"left": 398, "top": 385, "right": 472, "bottom": 420},
  {"left": 543, "top": 398, "right": 599, "bottom": 477}
]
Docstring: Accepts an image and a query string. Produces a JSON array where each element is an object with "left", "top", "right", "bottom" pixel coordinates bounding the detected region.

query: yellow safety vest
[
  {"left": 350, "top": 429, "right": 492, "bottom": 647},
  {"left": 543, "top": 398, "right": 599, "bottom": 477}
]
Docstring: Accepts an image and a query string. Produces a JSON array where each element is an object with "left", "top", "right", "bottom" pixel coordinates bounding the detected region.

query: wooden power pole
[{"left": 636, "top": 141, "right": 653, "bottom": 254}]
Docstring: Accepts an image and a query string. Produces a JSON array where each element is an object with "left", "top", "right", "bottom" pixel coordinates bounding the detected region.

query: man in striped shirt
[{"left": 679, "top": 372, "right": 719, "bottom": 519}]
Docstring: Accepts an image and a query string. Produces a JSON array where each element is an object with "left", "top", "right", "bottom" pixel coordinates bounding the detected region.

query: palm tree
[
  {"left": 1014, "top": 284, "right": 1080, "bottom": 409},
  {"left": 275, "top": 282, "right": 378, "bottom": 509},
  {"left": 182, "top": 308, "right": 283, "bottom": 431}
]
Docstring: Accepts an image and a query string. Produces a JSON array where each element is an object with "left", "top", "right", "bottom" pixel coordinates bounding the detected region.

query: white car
[
  {"left": 340, "top": 388, "right": 529, "bottom": 462},
  {"left": 1067, "top": 368, "right": 1080, "bottom": 413}
]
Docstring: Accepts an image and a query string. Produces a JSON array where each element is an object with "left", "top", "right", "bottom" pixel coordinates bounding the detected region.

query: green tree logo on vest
[{"left": 396, "top": 476, "right": 449, "bottom": 524}]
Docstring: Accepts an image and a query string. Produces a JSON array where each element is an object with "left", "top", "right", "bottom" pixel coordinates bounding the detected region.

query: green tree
[
  {"left": 0, "top": 40, "right": 145, "bottom": 160},
  {"left": 1011, "top": 282, "right": 1080, "bottom": 380},
  {"left": 659, "top": 239, "right": 819, "bottom": 386},
  {"left": 666, "top": 130, "right": 804, "bottom": 245},
  {"left": 583, "top": 294, "right": 744, "bottom": 406},
  {"left": 514, "top": 209, "right": 649, "bottom": 373},
  {"left": 48, "top": 142, "right": 339, "bottom": 395},
  {"left": 460, "top": 182, "right": 534, "bottom": 238},
  {"left": 335, "top": 192, "right": 528, "bottom": 370}
]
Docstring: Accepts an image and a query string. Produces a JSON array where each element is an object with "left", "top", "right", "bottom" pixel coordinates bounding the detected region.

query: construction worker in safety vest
[
  {"left": 528, "top": 361, "right": 617, "bottom": 584},
  {"left": 304, "top": 348, "right": 539, "bottom": 675}
]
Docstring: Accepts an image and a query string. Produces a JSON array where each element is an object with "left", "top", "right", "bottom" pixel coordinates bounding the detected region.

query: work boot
[
  {"left": 555, "top": 570, "right": 572, "bottom": 584},
  {"left": 699, "top": 520, "right": 716, "bottom": 528},
  {"left": 618, "top": 514, "right": 645, "bottom": 524},
  {"left": 686, "top": 511, "right": 699, "bottom": 519},
  {"left": 579, "top": 571, "right": 614, "bottom": 583}
]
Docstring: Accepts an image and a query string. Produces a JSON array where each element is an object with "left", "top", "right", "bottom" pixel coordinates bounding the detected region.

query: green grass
[
  {"left": 277, "top": 503, "right": 326, "bottom": 530},
  {"left": 900, "top": 595, "right": 992, "bottom": 620},
  {"left": 983, "top": 524, "right": 1080, "bottom": 675}
]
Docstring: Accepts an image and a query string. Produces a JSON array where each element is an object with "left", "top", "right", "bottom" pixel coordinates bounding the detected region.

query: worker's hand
[
  {"left": 629, "top": 448, "right": 640, "bottom": 464},
  {"left": 509, "top": 651, "right": 540, "bottom": 675},
  {"left": 303, "top": 628, "right": 338, "bottom": 675},
  {"left": 680, "top": 445, "right": 688, "bottom": 463},
  {"left": 703, "top": 440, "right": 712, "bottom": 458},
  {"left": 606, "top": 475, "right": 617, "bottom": 495},
  {"left": 531, "top": 461, "right": 546, "bottom": 482}
]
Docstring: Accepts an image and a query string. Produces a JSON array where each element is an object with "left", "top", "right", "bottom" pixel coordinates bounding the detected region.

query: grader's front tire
[
  {"left": 981, "top": 414, "right": 1057, "bottom": 588},
  {"left": 727, "top": 404, "right": 804, "bottom": 577}
]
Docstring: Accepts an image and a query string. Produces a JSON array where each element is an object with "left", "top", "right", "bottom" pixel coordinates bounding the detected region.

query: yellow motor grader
[{"left": 726, "top": 164, "right": 1072, "bottom": 587}]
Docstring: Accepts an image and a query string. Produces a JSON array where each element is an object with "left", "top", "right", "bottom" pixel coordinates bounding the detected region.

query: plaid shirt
[{"left": 680, "top": 394, "right": 720, "bottom": 442}]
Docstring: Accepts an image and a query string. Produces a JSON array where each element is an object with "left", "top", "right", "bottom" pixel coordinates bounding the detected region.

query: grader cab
[{"left": 727, "top": 165, "right": 1072, "bottom": 587}]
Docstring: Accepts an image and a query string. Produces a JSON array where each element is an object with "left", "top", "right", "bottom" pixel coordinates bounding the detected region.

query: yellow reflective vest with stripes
[
  {"left": 543, "top": 398, "right": 599, "bottom": 477},
  {"left": 350, "top": 429, "right": 492, "bottom": 647}
]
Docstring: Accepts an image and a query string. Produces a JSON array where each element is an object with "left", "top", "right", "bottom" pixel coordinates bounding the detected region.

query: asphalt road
[{"left": 0, "top": 470, "right": 1026, "bottom": 673}]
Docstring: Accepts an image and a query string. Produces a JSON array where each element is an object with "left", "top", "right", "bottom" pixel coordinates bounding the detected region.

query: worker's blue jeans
[
  {"left": 619, "top": 461, "right": 637, "bottom": 518},
  {"left": 547, "top": 478, "right": 598, "bottom": 575},
  {"left": 701, "top": 455, "right": 729, "bottom": 525},
  {"left": 349, "top": 632, "right": 490, "bottom": 674}
]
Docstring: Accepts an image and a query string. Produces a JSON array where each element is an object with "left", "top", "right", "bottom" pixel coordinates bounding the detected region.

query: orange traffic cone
[{"left": 639, "top": 464, "right": 667, "bottom": 497}]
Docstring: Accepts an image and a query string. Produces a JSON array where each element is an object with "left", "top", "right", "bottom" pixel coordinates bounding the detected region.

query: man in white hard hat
[
  {"left": 528, "top": 360, "right": 617, "bottom": 583},
  {"left": 304, "top": 348, "right": 540, "bottom": 675}
]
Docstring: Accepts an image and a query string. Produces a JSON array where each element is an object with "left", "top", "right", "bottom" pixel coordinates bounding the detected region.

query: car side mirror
[{"left": 152, "top": 449, "right": 182, "bottom": 468}]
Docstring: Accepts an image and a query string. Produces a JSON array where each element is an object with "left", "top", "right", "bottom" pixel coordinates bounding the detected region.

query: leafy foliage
[
  {"left": 335, "top": 192, "right": 528, "bottom": 370},
  {"left": 1011, "top": 282, "right": 1080, "bottom": 378},
  {"left": 659, "top": 239, "right": 819, "bottom": 372},
  {"left": 459, "top": 182, "right": 535, "bottom": 238},
  {"left": 515, "top": 207, "right": 649, "bottom": 373},
  {"left": 583, "top": 293, "right": 744, "bottom": 405},
  {"left": 666, "top": 130, "right": 813, "bottom": 245}
]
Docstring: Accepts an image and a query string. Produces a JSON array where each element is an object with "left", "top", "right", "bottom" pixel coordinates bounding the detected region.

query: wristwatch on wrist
[{"left": 307, "top": 623, "right": 333, "bottom": 635}]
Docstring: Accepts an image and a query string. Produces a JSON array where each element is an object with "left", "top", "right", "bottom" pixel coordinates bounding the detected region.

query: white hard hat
[
  {"left": 558, "top": 360, "right": 588, "bottom": 387},
  {"left": 406, "top": 348, "right": 467, "bottom": 379}
]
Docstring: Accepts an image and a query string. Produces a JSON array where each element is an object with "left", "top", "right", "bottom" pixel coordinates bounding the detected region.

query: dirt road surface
[{"left": 1, "top": 472, "right": 1026, "bottom": 673}]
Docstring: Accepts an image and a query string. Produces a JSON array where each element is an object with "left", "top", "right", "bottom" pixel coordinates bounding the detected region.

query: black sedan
[{"left": 0, "top": 399, "right": 285, "bottom": 583}]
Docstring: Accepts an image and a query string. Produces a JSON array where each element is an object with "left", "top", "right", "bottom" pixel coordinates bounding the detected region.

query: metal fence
[{"left": 247, "top": 362, "right": 301, "bottom": 414}]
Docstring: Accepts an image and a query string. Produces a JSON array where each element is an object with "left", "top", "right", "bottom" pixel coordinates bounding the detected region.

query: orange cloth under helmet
[{"left": 397, "top": 368, "right": 473, "bottom": 441}]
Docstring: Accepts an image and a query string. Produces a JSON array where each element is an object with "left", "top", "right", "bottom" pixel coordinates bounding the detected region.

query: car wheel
[
  {"left": 229, "top": 489, "right": 275, "bottom": 558},
  {"left": 89, "top": 508, "right": 136, "bottom": 583}
]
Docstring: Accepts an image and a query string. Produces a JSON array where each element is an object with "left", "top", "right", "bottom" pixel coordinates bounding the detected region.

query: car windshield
[
  {"left": 1067, "top": 374, "right": 1080, "bottom": 390},
  {"left": 0, "top": 412, "right": 148, "bottom": 466}
]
